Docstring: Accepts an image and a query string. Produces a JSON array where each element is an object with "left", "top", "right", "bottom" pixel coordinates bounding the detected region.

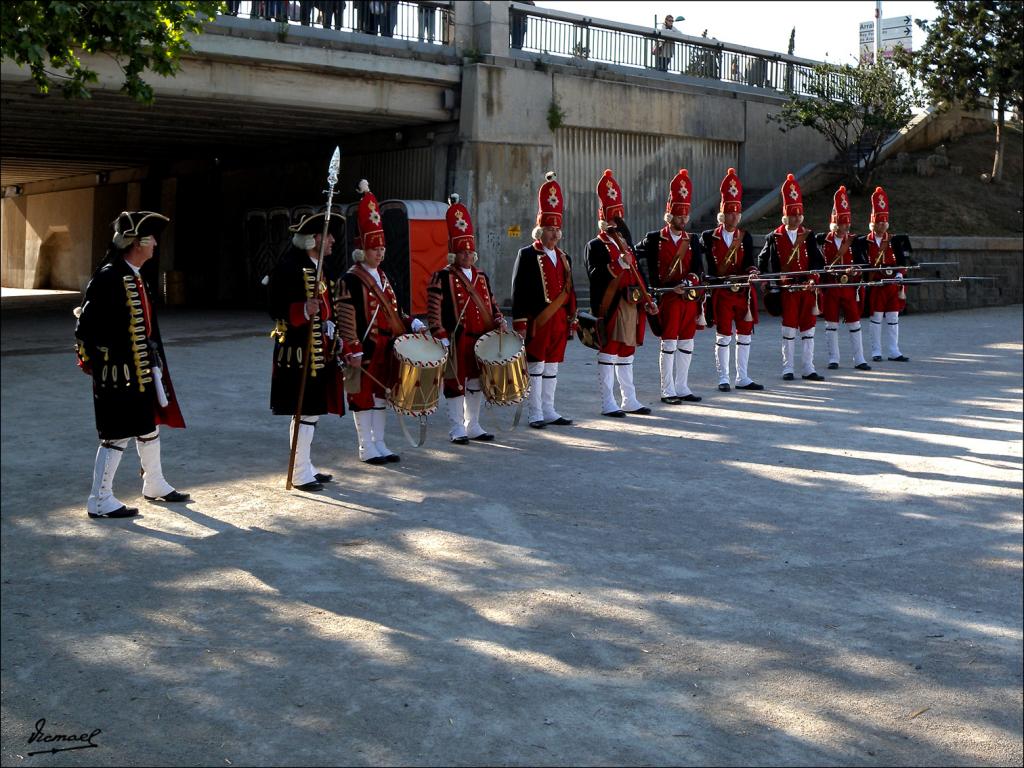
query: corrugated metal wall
[
  {"left": 339, "top": 146, "right": 436, "bottom": 201},
  {"left": 554, "top": 127, "right": 739, "bottom": 289}
]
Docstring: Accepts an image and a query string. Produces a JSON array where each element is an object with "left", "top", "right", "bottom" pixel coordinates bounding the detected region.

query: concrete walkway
[{"left": 2, "top": 303, "right": 1021, "bottom": 766}]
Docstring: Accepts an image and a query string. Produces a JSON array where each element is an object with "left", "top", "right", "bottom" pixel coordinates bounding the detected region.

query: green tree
[
  {"left": 904, "top": 0, "right": 1023, "bottom": 181},
  {"left": 769, "top": 60, "right": 919, "bottom": 192},
  {"left": 1, "top": 1, "right": 224, "bottom": 104}
]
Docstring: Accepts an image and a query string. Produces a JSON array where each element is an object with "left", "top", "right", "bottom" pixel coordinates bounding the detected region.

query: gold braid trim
[
  {"left": 303, "top": 267, "right": 325, "bottom": 376},
  {"left": 122, "top": 275, "right": 152, "bottom": 392}
]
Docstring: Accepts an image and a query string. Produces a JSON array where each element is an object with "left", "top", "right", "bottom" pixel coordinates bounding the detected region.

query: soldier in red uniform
[
  {"left": 267, "top": 211, "right": 346, "bottom": 492},
  {"left": 758, "top": 174, "right": 825, "bottom": 381},
  {"left": 816, "top": 186, "right": 871, "bottom": 371},
  {"left": 636, "top": 168, "right": 705, "bottom": 403},
  {"left": 74, "top": 211, "right": 188, "bottom": 518},
  {"left": 586, "top": 169, "right": 658, "bottom": 417},
  {"left": 428, "top": 194, "right": 505, "bottom": 444},
  {"left": 855, "top": 186, "right": 910, "bottom": 363},
  {"left": 511, "top": 171, "right": 578, "bottom": 430},
  {"left": 700, "top": 168, "right": 763, "bottom": 392},
  {"left": 337, "top": 180, "right": 426, "bottom": 464}
]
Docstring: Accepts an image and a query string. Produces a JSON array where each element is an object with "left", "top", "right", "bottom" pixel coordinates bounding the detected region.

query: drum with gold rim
[
  {"left": 389, "top": 333, "right": 447, "bottom": 416},
  {"left": 474, "top": 330, "right": 529, "bottom": 406}
]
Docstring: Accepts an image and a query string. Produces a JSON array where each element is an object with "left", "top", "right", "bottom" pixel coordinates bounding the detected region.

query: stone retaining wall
[{"left": 905, "top": 236, "right": 1021, "bottom": 313}]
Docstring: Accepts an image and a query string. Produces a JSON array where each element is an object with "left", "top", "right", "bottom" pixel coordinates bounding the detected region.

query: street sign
[
  {"left": 881, "top": 15, "right": 912, "bottom": 30},
  {"left": 859, "top": 20, "right": 874, "bottom": 63}
]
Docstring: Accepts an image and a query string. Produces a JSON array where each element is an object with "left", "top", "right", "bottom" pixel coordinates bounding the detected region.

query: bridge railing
[
  {"left": 508, "top": 2, "right": 853, "bottom": 99},
  {"left": 221, "top": 1, "right": 453, "bottom": 45}
]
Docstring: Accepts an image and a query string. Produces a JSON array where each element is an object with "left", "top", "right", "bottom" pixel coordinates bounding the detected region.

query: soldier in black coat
[
  {"left": 267, "top": 212, "right": 345, "bottom": 492},
  {"left": 74, "top": 211, "right": 188, "bottom": 519}
]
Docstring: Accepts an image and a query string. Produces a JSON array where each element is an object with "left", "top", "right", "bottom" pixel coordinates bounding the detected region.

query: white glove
[
  {"left": 324, "top": 320, "right": 336, "bottom": 339},
  {"left": 151, "top": 367, "right": 169, "bottom": 408},
  {"left": 411, "top": 318, "right": 427, "bottom": 332},
  {"left": 440, "top": 338, "right": 450, "bottom": 348}
]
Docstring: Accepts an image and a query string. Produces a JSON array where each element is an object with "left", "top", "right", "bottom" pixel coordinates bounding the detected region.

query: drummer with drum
[
  {"left": 337, "top": 179, "right": 427, "bottom": 465},
  {"left": 427, "top": 195, "right": 506, "bottom": 444}
]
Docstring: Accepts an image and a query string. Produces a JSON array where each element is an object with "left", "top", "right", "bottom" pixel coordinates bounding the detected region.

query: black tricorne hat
[{"left": 111, "top": 210, "right": 169, "bottom": 248}]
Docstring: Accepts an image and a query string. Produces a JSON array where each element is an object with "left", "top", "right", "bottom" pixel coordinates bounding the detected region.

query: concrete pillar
[
  {"left": 452, "top": 1, "right": 510, "bottom": 58},
  {"left": 159, "top": 177, "right": 177, "bottom": 272},
  {"left": 1, "top": 197, "right": 28, "bottom": 288}
]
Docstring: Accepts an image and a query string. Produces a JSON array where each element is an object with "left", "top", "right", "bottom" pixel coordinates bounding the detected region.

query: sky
[{"left": 533, "top": 1, "right": 940, "bottom": 65}]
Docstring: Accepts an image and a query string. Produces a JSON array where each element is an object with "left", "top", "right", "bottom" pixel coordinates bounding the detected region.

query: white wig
[
  {"left": 717, "top": 212, "right": 743, "bottom": 225},
  {"left": 352, "top": 249, "right": 365, "bottom": 262},
  {"left": 829, "top": 222, "right": 839, "bottom": 233},
  {"left": 664, "top": 212, "right": 690, "bottom": 227},
  {"left": 781, "top": 214, "right": 804, "bottom": 228},
  {"left": 292, "top": 233, "right": 316, "bottom": 250},
  {"left": 447, "top": 251, "right": 479, "bottom": 265}
]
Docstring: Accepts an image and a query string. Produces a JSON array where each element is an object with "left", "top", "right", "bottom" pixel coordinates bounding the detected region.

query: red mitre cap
[
  {"left": 537, "top": 171, "right": 563, "bottom": 229},
  {"left": 720, "top": 167, "right": 742, "bottom": 213},
  {"left": 356, "top": 180, "right": 385, "bottom": 249},
  {"left": 445, "top": 194, "right": 475, "bottom": 253},
  {"left": 831, "top": 185, "right": 851, "bottom": 225},
  {"left": 870, "top": 186, "right": 890, "bottom": 223},
  {"left": 781, "top": 173, "right": 803, "bottom": 217},
  {"left": 597, "top": 169, "right": 624, "bottom": 222},
  {"left": 667, "top": 169, "right": 692, "bottom": 217}
]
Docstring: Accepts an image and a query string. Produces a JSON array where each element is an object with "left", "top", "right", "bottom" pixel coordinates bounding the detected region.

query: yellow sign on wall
[{"left": 507, "top": 225, "right": 521, "bottom": 238}]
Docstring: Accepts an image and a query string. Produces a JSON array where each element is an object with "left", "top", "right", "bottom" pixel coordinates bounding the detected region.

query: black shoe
[
  {"left": 855, "top": 362, "right": 872, "bottom": 371},
  {"left": 736, "top": 382, "right": 765, "bottom": 391},
  {"left": 802, "top": 372, "right": 825, "bottom": 381},
  {"left": 888, "top": 355, "right": 910, "bottom": 362},
  {"left": 294, "top": 480, "right": 323, "bottom": 492},
  {"left": 450, "top": 435, "right": 470, "bottom": 445},
  {"left": 625, "top": 406, "right": 652, "bottom": 415},
  {"left": 827, "top": 362, "right": 839, "bottom": 370},
  {"left": 364, "top": 456, "right": 389, "bottom": 465},
  {"left": 872, "top": 355, "right": 883, "bottom": 361},
  {"left": 382, "top": 453, "right": 401, "bottom": 463},
  {"left": 314, "top": 473, "right": 333, "bottom": 483},
  {"left": 679, "top": 394, "right": 702, "bottom": 402},
  {"left": 144, "top": 490, "right": 191, "bottom": 502},
  {"left": 782, "top": 372, "right": 795, "bottom": 381},
  {"left": 529, "top": 420, "right": 546, "bottom": 429},
  {"left": 470, "top": 432, "right": 495, "bottom": 442},
  {"left": 603, "top": 410, "right": 626, "bottom": 418},
  {"left": 718, "top": 383, "right": 731, "bottom": 392},
  {"left": 661, "top": 396, "right": 683, "bottom": 404},
  {"left": 547, "top": 417, "right": 573, "bottom": 426},
  {"left": 88, "top": 505, "right": 139, "bottom": 519}
]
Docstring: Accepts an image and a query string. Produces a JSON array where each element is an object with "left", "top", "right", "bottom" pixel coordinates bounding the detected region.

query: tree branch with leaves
[
  {"left": 899, "top": 0, "right": 1023, "bottom": 182},
  {"left": 1, "top": 1, "right": 224, "bottom": 104},
  {"left": 769, "top": 60, "right": 919, "bottom": 192}
]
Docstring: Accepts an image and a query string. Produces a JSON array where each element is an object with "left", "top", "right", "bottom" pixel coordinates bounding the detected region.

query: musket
[
  {"left": 752, "top": 262, "right": 958, "bottom": 281},
  {"left": 652, "top": 274, "right": 991, "bottom": 295},
  {"left": 810, "top": 277, "right": 994, "bottom": 290},
  {"left": 287, "top": 146, "right": 341, "bottom": 490}
]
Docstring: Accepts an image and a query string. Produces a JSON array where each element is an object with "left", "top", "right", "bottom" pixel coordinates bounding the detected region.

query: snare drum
[
  {"left": 389, "top": 334, "right": 447, "bottom": 416},
  {"left": 474, "top": 330, "right": 529, "bottom": 406}
]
